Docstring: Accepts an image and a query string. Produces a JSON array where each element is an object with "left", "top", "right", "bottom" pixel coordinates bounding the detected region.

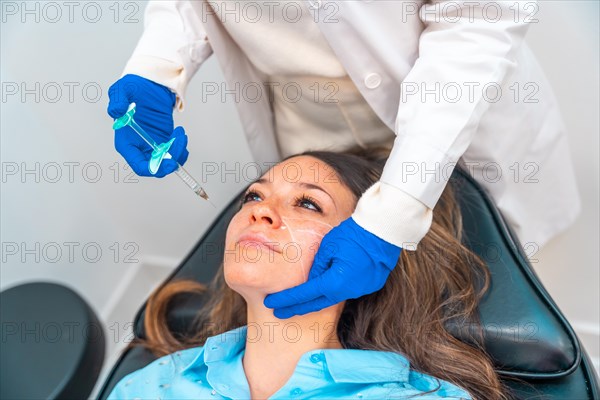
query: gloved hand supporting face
[
  {"left": 263, "top": 216, "right": 402, "bottom": 319},
  {"left": 107, "top": 74, "right": 188, "bottom": 177}
]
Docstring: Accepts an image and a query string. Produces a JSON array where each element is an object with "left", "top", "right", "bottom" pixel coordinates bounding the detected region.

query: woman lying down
[{"left": 107, "top": 147, "right": 510, "bottom": 400}]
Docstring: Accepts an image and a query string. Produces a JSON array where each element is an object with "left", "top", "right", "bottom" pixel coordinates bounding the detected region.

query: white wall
[
  {"left": 1, "top": 3, "right": 254, "bottom": 395},
  {"left": 0, "top": 1, "right": 597, "bottom": 397}
]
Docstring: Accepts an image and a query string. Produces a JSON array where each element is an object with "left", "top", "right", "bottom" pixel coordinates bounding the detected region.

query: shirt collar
[
  {"left": 181, "top": 325, "right": 411, "bottom": 384},
  {"left": 180, "top": 325, "right": 247, "bottom": 375},
  {"left": 324, "top": 348, "right": 410, "bottom": 383}
]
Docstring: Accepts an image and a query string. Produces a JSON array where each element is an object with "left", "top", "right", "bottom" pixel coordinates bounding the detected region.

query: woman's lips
[{"left": 236, "top": 231, "right": 282, "bottom": 254}]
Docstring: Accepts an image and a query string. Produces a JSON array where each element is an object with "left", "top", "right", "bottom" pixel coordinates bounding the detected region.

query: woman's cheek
[
  {"left": 279, "top": 217, "right": 331, "bottom": 280},
  {"left": 223, "top": 213, "right": 334, "bottom": 285},
  {"left": 224, "top": 214, "right": 242, "bottom": 247}
]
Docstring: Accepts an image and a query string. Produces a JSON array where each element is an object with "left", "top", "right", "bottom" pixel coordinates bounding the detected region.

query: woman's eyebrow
[{"left": 255, "top": 177, "right": 335, "bottom": 203}]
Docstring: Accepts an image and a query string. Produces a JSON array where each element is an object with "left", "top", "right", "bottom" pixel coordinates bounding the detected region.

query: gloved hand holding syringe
[{"left": 112, "top": 102, "right": 214, "bottom": 207}]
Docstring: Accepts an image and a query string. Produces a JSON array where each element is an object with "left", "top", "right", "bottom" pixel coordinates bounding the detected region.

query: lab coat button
[
  {"left": 189, "top": 46, "right": 198, "bottom": 62},
  {"left": 365, "top": 73, "right": 382, "bottom": 89}
]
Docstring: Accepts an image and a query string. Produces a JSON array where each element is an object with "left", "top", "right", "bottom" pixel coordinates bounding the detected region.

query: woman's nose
[{"left": 249, "top": 203, "right": 282, "bottom": 228}]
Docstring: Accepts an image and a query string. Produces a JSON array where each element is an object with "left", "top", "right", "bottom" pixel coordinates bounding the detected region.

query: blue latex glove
[
  {"left": 263, "top": 217, "right": 402, "bottom": 319},
  {"left": 107, "top": 74, "right": 189, "bottom": 177}
]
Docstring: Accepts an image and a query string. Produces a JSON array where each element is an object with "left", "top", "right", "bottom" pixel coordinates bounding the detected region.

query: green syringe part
[
  {"left": 112, "top": 102, "right": 213, "bottom": 205},
  {"left": 112, "top": 103, "right": 171, "bottom": 174}
]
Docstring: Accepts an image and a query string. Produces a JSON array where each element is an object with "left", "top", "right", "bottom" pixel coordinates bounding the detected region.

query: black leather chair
[
  {"left": 96, "top": 167, "right": 599, "bottom": 400},
  {"left": 0, "top": 282, "right": 105, "bottom": 400}
]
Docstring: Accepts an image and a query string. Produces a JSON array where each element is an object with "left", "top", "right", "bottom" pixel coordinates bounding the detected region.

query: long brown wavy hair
[{"left": 125, "top": 146, "right": 513, "bottom": 400}]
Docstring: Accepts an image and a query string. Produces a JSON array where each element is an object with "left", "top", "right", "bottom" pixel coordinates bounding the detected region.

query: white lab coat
[{"left": 122, "top": 0, "right": 581, "bottom": 250}]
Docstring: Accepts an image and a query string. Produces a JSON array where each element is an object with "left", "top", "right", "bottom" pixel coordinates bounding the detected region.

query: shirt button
[
  {"left": 309, "top": 353, "right": 323, "bottom": 363},
  {"left": 290, "top": 387, "right": 303, "bottom": 396},
  {"left": 211, "top": 389, "right": 217, "bottom": 396},
  {"left": 364, "top": 73, "right": 382, "bottom": 89}
]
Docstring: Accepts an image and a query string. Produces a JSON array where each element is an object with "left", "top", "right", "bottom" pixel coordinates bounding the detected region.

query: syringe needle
[{"left": 173, "top": 164, "right": 214, "bottom": 206}]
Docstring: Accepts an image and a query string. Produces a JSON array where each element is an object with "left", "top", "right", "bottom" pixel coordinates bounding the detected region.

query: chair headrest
[{"left": 447, "top": 169, "right": 580, "bottom": 378}]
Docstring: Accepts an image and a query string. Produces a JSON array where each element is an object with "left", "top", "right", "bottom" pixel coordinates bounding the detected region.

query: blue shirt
[{"left": 107, "top": 325, "right": 471, "bottom": 399}]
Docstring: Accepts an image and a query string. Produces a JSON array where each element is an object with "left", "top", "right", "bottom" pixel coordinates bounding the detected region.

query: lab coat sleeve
[
  {"left": 121, "top": 0, "right": 213, "bottom": 111},
  {"left": 353, "top": 0, "right": 537, "bottom": 250},
  {"left": 352, "top": 181, "right": 433, "bottom": 250}
]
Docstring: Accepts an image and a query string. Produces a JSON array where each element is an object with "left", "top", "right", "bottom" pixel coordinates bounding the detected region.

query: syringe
[{"left": 112, "top": 103, "right": 214, "bottom": 206}]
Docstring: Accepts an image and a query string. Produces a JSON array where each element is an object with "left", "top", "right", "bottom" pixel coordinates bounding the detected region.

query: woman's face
[{"left": 224, "top": 156, "right": 356, "bottom": 299}]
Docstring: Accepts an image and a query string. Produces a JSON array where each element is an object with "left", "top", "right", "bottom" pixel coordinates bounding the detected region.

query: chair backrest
[{"left": 97, "top": 168, "right": 599, "bottom": 400}]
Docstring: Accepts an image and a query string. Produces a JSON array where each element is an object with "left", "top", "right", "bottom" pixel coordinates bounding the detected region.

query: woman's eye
[
  {"left": 295, "top": 195, "right": 322, "bottom": 213},
  {"left": 242, "top": 190, "right": 261, "bottom": 204},
  {"left": 240, "top": 190, "right": 322, "bottom": 213}
]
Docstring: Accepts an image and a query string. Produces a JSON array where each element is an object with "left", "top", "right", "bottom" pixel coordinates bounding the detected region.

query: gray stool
[{"left": 1, "top": 282, "right": 105, "bottom": 399}]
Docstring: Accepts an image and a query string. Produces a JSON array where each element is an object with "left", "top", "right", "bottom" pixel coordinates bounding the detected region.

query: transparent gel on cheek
[
  {"left": 281, "top": 216, "right": 334, "bottom": 230},
  {"left": 280, "top": 217, "right": 333, "bottom": 277}
]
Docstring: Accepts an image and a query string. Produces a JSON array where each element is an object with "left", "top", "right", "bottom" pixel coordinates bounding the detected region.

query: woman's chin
[
  {"left": 225, "top": 262, "right": 305, "bottom": 299},
  {"left": 226, "top": 264, "right": 289, "bottom": 289}
]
